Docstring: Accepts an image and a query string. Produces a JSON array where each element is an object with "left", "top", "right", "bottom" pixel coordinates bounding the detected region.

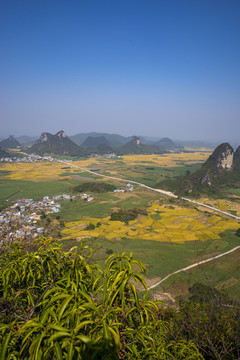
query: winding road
[
  {"left": 57, "top": 159, "right": 240, "bottom": 289},
  {"left": 148, "top": 245, "right": 240, "bottom": 290},
  {"left": 59, "top": 159, "right": 240, "bottom": 221}
]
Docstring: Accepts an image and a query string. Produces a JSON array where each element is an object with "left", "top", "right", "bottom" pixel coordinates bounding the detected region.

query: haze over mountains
[
  {"left": 1, "top": 131, "right": 235, "bottom": 151},
  {"left": 1, "top": 130, "right": 182, "bottom": 156}
]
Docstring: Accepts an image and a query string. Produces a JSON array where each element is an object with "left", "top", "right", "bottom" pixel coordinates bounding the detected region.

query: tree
[{"left": 0, "top": 239, "right": 202, "bottom": 359}]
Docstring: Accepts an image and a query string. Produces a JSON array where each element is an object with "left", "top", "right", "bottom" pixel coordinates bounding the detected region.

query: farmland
[
  {"left": 61, "top": 203, "right": 239, "bottom": 242},
  {"left": 0, "top": 148, "right": 212, "bottom": 183},
  {"left": 1, "top": 148, "right": 240, "bottom": 301}
]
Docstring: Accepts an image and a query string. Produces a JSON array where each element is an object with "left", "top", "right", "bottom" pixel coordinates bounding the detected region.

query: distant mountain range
[
  {"left": 22, "top": 131, "right": 181, "bottom": 156},
  {"left": 69, "top": 132, "right": 132, "bottom": 148},
  {"left": 158, "top": 142, "right": 240, "bottom": 196}
]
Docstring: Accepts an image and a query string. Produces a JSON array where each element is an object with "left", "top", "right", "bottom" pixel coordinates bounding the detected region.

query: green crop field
[
  {"left": 153, "top": 230, "right": 240, "bottom": 302},
  {"left": 0, "top": 178, "right": 79, "bottom": 201},
  {"left": 54, "top": 190, "right": 157, "bottom": 221},
  {"left": 61, "top": 229, "right": 240, "bottom": 291}
]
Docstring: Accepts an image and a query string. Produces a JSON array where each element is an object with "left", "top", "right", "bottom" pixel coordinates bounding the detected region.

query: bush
[
  {"left": 162, "top": 300, "right": 240, "bottom": 359},
  {"left": 106, "top": 248, "right": 113, "bottom": 254},
  {"left": 110, "top": 208, "right": 146, "bottom": 224},
  {"left": 72, "top": 182, "right": 116, "bottom": 193},
  {"left": 235, "top": 228, "right": 240, "bottom": 237},
  {"left": 85, "top": 222, "right": 95, "bottom": 230},
  {"left": 0, "top": 240, "right": 203, "bottom": 359}
]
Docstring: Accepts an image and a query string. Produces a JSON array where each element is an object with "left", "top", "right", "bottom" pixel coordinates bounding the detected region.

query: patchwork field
[
  {"left": 62, "top": 202, "right": 240, "bottom": 243},
  {"left": 1, "top": 148, "right": 240, "bottom": 301}
]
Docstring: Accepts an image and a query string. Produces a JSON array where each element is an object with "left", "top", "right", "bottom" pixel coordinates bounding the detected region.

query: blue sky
[{"left": 0, "top": 0, "right": 239, "bottom": 142}]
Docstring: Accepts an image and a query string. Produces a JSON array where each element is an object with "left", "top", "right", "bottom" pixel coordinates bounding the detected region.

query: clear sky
[{"left": 0, "top": 0, "right": 239, "bottom": 142}]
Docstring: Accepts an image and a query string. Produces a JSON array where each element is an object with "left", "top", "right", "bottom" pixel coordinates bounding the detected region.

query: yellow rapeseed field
[
  {"left": 121, "top": 149, "right": 212, "bottom": 167},
  {"left": 199, "top": 197, "right": 240, "bottom": 216},
  {"left": 0, "top": 162, "right": 75, "bottom": 181},
  {"left": 62, "top": 203, "right": 239, "bottom": 243},
  {"left": 0, "top": 148, "right": 212, "bottom": 181}
]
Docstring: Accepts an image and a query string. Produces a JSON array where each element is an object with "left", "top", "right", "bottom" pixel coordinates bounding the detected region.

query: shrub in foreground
[{"left": 0, "top": 239, "right": 202, "bottom": 359}]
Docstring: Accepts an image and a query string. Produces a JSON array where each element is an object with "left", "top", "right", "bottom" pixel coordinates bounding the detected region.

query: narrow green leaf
[
  {"left": 0, "top": 331, "right": 11, "bottom": 360},
  {"left": 48, "top": 331, "right": 71, "bottom": 343},
  {"left": 54, "top": 342, "right": 63, "bottom": 360},
  {"left": 75, "top": 335, "right": 92, "bottom": 344},
  {"left": 74, "top": 321, "right": 94, "bottom": 333},
  {"left": 48, "top": 324, "right": 69, "bottom": 332},
  {"left": 58, "top": 295, "right": 74, "bottom": 321},
  {"left": 103, "top": 321, "right": 110, "bottom": 342},
  {"left": 108, "top": 327, "right": 120, "bottom": 347}
]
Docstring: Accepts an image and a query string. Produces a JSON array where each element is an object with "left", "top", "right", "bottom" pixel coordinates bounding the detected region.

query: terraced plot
[{"left": 62, "top": 203, "right": 240, "bottom": 243}]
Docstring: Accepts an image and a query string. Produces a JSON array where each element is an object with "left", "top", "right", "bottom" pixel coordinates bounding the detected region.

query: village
[
  {"left": 0, "top": 194, "right": 77, "bottom": 247},
  {"left": 0, "top": 181, "right": 134, "bottom": 248},
  {"left": 0, "top": 154, "right": 43, "bottom": 163},
  {"left": 0, "top": 152, "right": 118, "bottom": 163}
]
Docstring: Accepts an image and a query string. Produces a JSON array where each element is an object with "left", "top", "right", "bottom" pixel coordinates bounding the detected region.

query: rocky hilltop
[
  {"left": 26, "top": 130, "right": 83, "bottom": 156},
  {"left": 157, "top": 142, "right": 240, "bottom": 196},
  {"left": 197, "top": 143, "right": 234, "bottom": 186},
  {"left": 193, "top": 142, "right": 240, "bottom": 193},
  {"left": 202, "top": 143, "right": 234, "bottom": 170}
]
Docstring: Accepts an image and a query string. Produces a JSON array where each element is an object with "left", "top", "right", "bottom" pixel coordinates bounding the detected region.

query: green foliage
[
  {"left": 72, "top": 182, "right": 116, "bottom": 194},
  {"left": 163, "top": 301, "right": 240, "bottom": 360},
  {"left": 188, "top": 283, "right": 228, "bottom": 304},
  {"left": 85, "top": 222, "right": 96, "bottom": 230},
  {"left": 235, "top": 228, "right": 240, "bottom": 237},
  {"left": 106, "top": 249, "right": 113, "bottom": 255},
  {"left": 0, "top": 239, "right": 202, "bottom": 359},
  {"left": 110, "top": 208, "right": 146, "bottom": 224},
  {"left": 84, "top": 221, "right": 101, "bottom": 231}
]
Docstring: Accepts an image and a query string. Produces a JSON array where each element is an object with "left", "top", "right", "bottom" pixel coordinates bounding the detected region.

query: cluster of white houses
[
  {"left": 113, "top": 183, "right": 134, "bottom": 192},
  {"left": 0, "top": 154, "right": 42, "bottom": 163},
  {"left": 0, "top": 194, "right": 75, "bottom": 247}
]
